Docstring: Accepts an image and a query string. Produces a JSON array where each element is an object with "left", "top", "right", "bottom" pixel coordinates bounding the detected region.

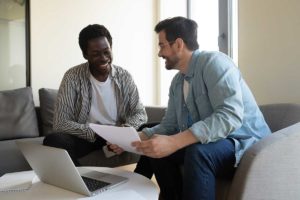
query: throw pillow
[
  {"left": 0, "top": 87, "right": 39, "bottom": 140},
  {"left": 38, "top": 88, "right": 58, "bottom": 136}
]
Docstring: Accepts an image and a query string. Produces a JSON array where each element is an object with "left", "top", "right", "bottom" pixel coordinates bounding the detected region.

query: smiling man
[
  {"left": 43, "top": 24, "right": 147, "bottom": 166},
  {"left": 132, "top": 17, "right": 271, "bottom": 200}
]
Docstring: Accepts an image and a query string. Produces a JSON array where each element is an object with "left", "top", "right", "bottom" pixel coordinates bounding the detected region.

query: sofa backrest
[
  {"left": 144, "top": 104, "right": 300, "bottom": 133},
  {"left": 37, "top": 88, "right": 300, "bottom": 135},
  {"left": 145, "top": 106, "right": 166, "bottom": 123},
  {"left": 259, "top": 103, "right": 300, "bottom": 132},
  {"left": 38, "top": 88, "right": 168, "bottom": 135}
]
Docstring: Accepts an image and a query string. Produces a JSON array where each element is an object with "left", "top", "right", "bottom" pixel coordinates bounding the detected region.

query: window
[
  {"left": 0, "top": 0, "right": 30, "bottom": 90},
  {"left": 189, "top": 0, "right": 219, "bottom": 52},
  {"left": 158, "top": 0, "right": 238, "bottom": 105}
]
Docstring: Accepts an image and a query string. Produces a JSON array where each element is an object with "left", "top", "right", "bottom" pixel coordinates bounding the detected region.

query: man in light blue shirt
[{"left": 133, "top": 17, "right": 271, "bottom": 200}]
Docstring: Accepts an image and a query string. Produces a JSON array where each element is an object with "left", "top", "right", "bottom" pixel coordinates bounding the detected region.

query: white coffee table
[{"left": 0, "top": 167, "right": 159, "bottom": 200}]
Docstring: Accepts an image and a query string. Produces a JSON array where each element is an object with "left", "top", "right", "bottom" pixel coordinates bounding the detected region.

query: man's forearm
[
  {"left": 172, "top": 129, "right": 199, "bottom": 150},
  {"left": 134, "top": 129, "right": 199, "bottom": 158},
  {"left": 140, "top": 129, "right": 199, "bottom": 148}
]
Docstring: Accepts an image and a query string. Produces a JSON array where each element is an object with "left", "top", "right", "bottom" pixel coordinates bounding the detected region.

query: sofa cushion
[
  {"left": 0, "top": 87, "right": 39, "bottom": 140},
  {"left": 38, "top": 88, "right": 58, "bottom": 136}
]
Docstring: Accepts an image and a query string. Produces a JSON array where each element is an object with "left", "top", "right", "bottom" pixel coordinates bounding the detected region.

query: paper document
[
  {"left": 89, "top": 123, "right": 142, "bottom": 154},
  {"left": 0, "top": 171, "right": 34, "bottom": 192},
  {"left": 81, "top": 189, "right": 147, "bottom": 200}
]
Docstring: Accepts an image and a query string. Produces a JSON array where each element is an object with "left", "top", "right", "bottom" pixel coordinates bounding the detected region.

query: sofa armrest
[{"left": 228, "top": 122, "right": 300, "bottom": 200}]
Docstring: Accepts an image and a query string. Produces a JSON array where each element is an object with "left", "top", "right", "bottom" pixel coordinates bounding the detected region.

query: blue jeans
[{"left": 150, "top": 139, "right": 235, "bottom": 200}]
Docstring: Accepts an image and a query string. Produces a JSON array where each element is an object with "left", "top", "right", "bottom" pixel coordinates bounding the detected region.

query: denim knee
[
  {"left": 185, "top": 144, "right": 209, "bottom": 162},
  {"left": 184, "top": 140, "right": 235, "bottom": 175}
]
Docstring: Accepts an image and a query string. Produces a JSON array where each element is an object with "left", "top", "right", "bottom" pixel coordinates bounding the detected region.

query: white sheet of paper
[
  {"left": 81, "top": 189, "right": 147, "bottom": 200},
  {"left": 89, "top": 123, "right": 142, "bottom": 154},
  {"left": 0, "top": 171, "right": 34, "bottom": 192}
]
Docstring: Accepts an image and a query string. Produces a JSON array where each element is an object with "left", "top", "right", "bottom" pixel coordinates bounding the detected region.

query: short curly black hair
[{"left": 78, "top": 24, "right": 112, "bottom": 55}]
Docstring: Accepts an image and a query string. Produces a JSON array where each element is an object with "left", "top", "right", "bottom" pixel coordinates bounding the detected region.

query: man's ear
[{"left": 175, "top": 38, "right": 185, "bottom": 51}]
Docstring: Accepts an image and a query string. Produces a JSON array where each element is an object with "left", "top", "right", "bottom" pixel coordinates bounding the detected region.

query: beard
[{"left": 164, "top": 55, "right": 180, "bottom": 70}]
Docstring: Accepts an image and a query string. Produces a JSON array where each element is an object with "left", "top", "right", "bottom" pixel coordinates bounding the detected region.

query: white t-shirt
[
  {"left": 88, "top": 75, "right": 117, "bottom": 125},
  {"left": 183, "top": 79, "right": 189, "bottom": 102}
]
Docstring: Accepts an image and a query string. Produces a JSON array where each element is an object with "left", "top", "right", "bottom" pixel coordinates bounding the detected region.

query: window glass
[
  {"left": 0, "top": 0, "right": 27, "bottom": 90},
  {"left": 190, "top": 0, "right": 219, "bottom": 51}
]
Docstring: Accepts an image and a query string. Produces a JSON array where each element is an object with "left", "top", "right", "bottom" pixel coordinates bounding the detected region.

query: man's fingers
[
  {"left": 115, "top": 149, "right": 123, "bottom": 155},
  {"left": 131, "top": 141, "right": 142, "bottom": 147},
  {"left": 135, "top": 140, "right": 156, "bottom": 154},
  {"left": 107, "top": 144, "right": 124, "bottom": 153}
]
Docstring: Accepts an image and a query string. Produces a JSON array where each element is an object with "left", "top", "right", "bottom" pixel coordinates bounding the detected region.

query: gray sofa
[
  {"left": 219, "top": 104, "right": 300, "bottom": 200},
  {"left": 0, "top": 87, "right": 166, "bottom": 177},
  {"left": 1, "top": 87, "right": 300, "bottom": 199},
  {"left": 0, "top": 87, "right": 139, "bottom": 176}
]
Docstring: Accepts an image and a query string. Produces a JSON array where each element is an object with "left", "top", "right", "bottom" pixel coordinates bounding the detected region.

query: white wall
[
  {"left": 158, "top": 0, "right": 186, "bottom": 105},
  {"left": 239, "top": 0, "right": 300, "bottom": 104},
  {"left": 30, "top": 0, "right": 157, "bottom": 105}
]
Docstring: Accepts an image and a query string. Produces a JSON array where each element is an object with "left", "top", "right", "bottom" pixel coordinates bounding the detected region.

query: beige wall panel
[{"left": 239, "top": 0, "right": 300, "bottom": 104}]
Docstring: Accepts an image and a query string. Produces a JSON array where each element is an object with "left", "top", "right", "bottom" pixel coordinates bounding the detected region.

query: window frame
[{"left": 25, "top": 0, "right": 31, "bottom": 86}]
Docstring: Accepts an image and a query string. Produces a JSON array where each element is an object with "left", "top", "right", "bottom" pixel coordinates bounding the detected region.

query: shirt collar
[
  {"left": 110, "top": 64, "right": 116, "bottom": 78},
  {"left": 183, "top": 50, "right": 201, "bottom": 81}
]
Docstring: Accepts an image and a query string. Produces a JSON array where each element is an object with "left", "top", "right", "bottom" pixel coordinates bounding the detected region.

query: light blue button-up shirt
[{"left": 143, "top": 50, "right": 271, "bottom": 165}]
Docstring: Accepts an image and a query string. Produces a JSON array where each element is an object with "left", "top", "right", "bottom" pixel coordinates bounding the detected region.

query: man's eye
[{"left": 104, "top": 50, "right": 110, "bottom": 55}]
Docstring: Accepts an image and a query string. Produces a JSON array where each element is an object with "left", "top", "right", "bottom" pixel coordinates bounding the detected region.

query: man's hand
[
  {"left": 138, "top": 131, "right": 149, "bottom": 141},
  {"left": 132, "top": 134, "right": 179, "bottom": 158},
  {"left": 132, "top": 130, "right": 199, "bottom": 158},
  {"left": 107, "top": 142, "right": 124, "bottom": 155}
]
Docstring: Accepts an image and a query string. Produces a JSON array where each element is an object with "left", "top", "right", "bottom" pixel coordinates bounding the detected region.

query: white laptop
[{"left": 16, "top": 141, "right": 128, "bottom": 196}]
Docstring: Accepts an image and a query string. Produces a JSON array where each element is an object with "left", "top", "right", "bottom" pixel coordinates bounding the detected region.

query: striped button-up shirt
[{"left": 53, "top": 62, "right": 147, "bottom": 142}]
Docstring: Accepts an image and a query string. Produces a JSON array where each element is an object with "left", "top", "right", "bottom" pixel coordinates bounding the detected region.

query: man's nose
[
  {"left": 99, "top": 52, "right": 107, "bottom": 60},
  {"left": 158, "top": 50, "right": 162, "bottom": 57}
]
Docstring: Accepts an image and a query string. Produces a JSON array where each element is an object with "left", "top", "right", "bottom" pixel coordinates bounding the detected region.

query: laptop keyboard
[{"left": 81, "top": 176, "right": 110, "bottom": 192}]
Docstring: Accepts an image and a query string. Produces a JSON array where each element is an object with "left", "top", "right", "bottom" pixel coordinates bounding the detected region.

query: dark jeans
[
  {"left": 150, "top": 139, "right": 236, "bottom": 200},
  {"left": 134, "top": 155, "right": 154, "bottom": 179},
  {"left": 134, "top": 122, "right": 158, "bottom": 179},
  {"left": 43, "top": 133, "right": 106, "bottom": 166}
]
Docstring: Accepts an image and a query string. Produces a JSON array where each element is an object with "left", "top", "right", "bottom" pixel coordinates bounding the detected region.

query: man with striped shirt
[{"left": 43, "top": 24, "right": 147, "bottom": 166}]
